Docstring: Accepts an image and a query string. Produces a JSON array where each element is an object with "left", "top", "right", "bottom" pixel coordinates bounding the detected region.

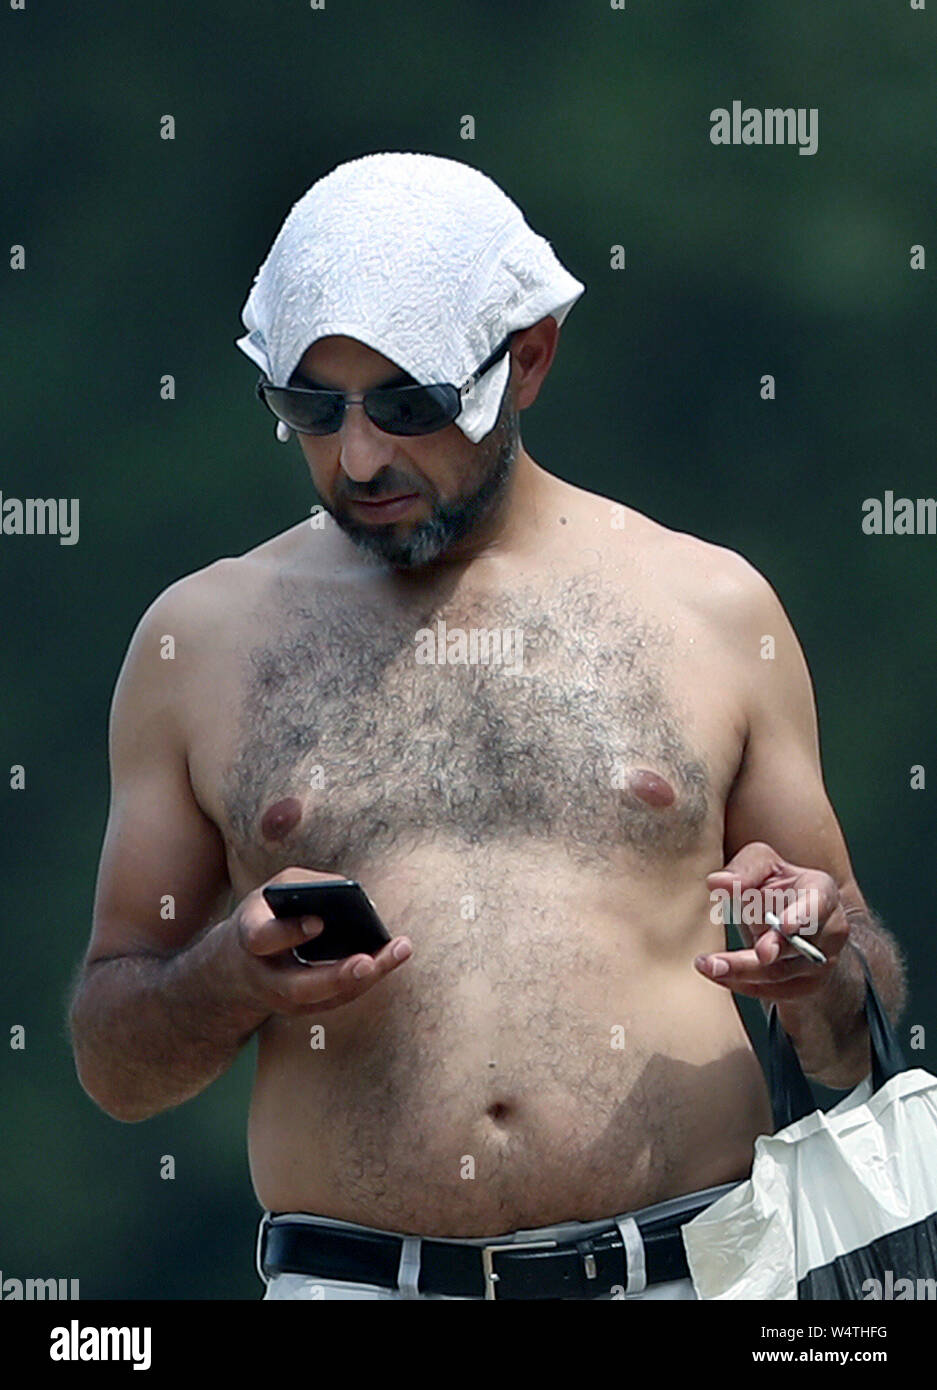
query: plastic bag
[{"left": 682, "top": 947, "right": 937, "bottom": 1299}]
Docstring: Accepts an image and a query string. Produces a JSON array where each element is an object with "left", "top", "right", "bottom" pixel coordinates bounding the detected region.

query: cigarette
[{"left": 764, "top": 910, "right": 827, "bottom": 965}]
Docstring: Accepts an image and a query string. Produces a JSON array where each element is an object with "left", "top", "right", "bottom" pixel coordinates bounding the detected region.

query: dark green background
[{"left": 1, "top": 0, "right": 934, "bottom": 1298}]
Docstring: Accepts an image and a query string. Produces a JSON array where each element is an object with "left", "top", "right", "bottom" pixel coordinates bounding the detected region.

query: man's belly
[{"left": 245, "top": 841, "right": 774, "bottom": 1236}]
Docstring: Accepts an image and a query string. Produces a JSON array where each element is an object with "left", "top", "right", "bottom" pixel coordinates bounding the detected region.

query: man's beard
[{"left": 323, "top": 391, "right": 519, "bottom": 570}]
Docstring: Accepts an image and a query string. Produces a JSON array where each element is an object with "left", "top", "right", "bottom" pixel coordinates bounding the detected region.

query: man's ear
[{"left": 510, "top": 316, "right": 559, "bottom": 411}]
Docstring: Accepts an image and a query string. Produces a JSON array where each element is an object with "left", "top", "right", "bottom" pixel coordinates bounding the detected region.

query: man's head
[
  {"left": 290, "top": 315, "right": 558, "bottom": 569},
  {"left": 235, "top": 151, "right": 585, "bottom": 563}
]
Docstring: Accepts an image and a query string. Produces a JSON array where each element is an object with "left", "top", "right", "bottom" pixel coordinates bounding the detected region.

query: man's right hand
[{"left": 220, "top": 867, "right": 413, "bottom": 1018}]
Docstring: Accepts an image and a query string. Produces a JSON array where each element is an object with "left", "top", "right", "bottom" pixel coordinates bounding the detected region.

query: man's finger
[
  {"left": 286, "top": 936, "right": 413, "bottom": 1009},
  {"left": 241, "top": 910, "right": 324, "bottom": 957},
  {"left": 694, "top": 946, "right": 814, "bottom": 985},
  {"left": 706, "top": 840, "right": 793, "bottom": 893},
  {"left": 753, "top": 925, "right": 819, "bottom": 966},
  {"left": 776, "top": 872, "right": 838, "bottom": 938}
]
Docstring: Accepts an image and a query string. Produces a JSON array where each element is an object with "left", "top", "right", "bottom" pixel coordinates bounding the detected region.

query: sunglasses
[{"left": 256, "top": 332, "right": 515, "bottom": 437}]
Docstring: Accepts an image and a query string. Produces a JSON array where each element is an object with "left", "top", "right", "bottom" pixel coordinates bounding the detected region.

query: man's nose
[{"left": 336, "top": 399, "right": 398, "bottom": 484}]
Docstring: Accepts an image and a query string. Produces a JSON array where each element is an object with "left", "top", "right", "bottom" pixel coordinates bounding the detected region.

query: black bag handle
[{"left": 766, "top": 941, "right": 907, "bottom": 1130}]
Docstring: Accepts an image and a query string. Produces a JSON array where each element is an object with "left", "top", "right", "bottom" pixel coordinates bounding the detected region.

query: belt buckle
[{"left": 480, "top": 1238, "right": 557, "bottom": 1300}]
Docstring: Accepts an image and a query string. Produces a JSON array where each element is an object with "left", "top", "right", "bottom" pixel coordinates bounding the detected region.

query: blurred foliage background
[{"left": 1, "top": 0, "right": 934, "bottom": 1298}]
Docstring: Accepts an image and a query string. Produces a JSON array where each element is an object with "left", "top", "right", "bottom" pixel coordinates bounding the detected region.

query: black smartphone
[{"left": 262, "top": 879, "right": 392, "bottom": 965}]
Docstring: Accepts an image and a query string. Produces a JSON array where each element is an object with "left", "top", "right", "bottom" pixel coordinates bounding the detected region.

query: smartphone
[{"left": 262, "top": 879, "right": 392, "bottom": 965}]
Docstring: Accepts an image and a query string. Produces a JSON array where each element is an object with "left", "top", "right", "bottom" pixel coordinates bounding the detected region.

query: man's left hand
[{"left": 697, "top": 840, "right": 849, "bottom": 1001}]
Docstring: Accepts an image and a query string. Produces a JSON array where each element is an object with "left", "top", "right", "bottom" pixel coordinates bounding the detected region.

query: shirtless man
[{"left": 68, "top": 155, "right": 906, "bottom": 1301}]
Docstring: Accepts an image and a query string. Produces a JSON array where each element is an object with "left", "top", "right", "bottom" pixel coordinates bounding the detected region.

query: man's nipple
[
  {"left": 627, "top": 769, "right": 676, "bottom": 808},
  {"left": 260, "top": 796, "right": 304, "bottom": 841}
]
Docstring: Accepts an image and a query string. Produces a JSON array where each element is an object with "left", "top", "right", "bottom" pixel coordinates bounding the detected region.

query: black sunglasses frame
[{"left": 256, "top": 331, "right": 516, "bottom": 437}]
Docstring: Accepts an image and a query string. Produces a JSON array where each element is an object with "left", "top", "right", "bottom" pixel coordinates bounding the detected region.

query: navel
[
  {"left": 627, "top": 768, "right": 676, "bottom": 808},
  {"left": 260, "top": 796, "right": 304, "bottom": 841}
]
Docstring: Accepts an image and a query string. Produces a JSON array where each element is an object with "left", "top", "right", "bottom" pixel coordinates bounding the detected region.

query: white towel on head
[{"left": 235, "top": 151, "right": 585, "bottom": 442}]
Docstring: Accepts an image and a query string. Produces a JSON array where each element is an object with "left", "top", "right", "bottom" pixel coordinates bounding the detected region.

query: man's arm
[
  {"left": 697, "top": 551, "right": 908, "bottom": 1089},
  {"left": 69, "top": 564, "right": 414, "bottom": 1122},
  {"left": 67, "top": 568, "right": 271, "bottom": 1122}
]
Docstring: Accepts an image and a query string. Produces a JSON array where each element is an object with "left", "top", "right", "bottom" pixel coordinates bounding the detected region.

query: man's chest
[{"left": 204, "top": 573, "right": 735, "bottom": 880}]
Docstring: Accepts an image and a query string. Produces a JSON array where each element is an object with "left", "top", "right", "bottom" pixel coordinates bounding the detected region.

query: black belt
[{"left": 258, "top": 1181, "right": 741, "bottom": 1300}]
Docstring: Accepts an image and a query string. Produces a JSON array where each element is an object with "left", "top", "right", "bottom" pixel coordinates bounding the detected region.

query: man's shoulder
[
  {"left": 640, "top": 520, "right": 774, "bottom": 611},
  {"left": 113, "top": 521, "right": 320, "bottom": 723},
  {"left": 566, "top": 490, "right": 788, "bottom": 648},
  {"left": 134, "top": 555, "right": 247, "bottom": 636},
  {"left": 558, "top": 479, "right": 776, "bottom": 614},
  {"left": 139, "top": 519, "right": 319, "bottom": 627}
]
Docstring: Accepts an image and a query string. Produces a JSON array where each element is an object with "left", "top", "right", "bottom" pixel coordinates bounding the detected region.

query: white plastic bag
[{"left": 682, "top": 949, "right": 937, "bottom": 1299}]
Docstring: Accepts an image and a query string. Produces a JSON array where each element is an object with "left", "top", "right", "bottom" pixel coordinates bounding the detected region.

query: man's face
[{"left": 290, "top": 336, "right": 519, "bottom": 569}]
